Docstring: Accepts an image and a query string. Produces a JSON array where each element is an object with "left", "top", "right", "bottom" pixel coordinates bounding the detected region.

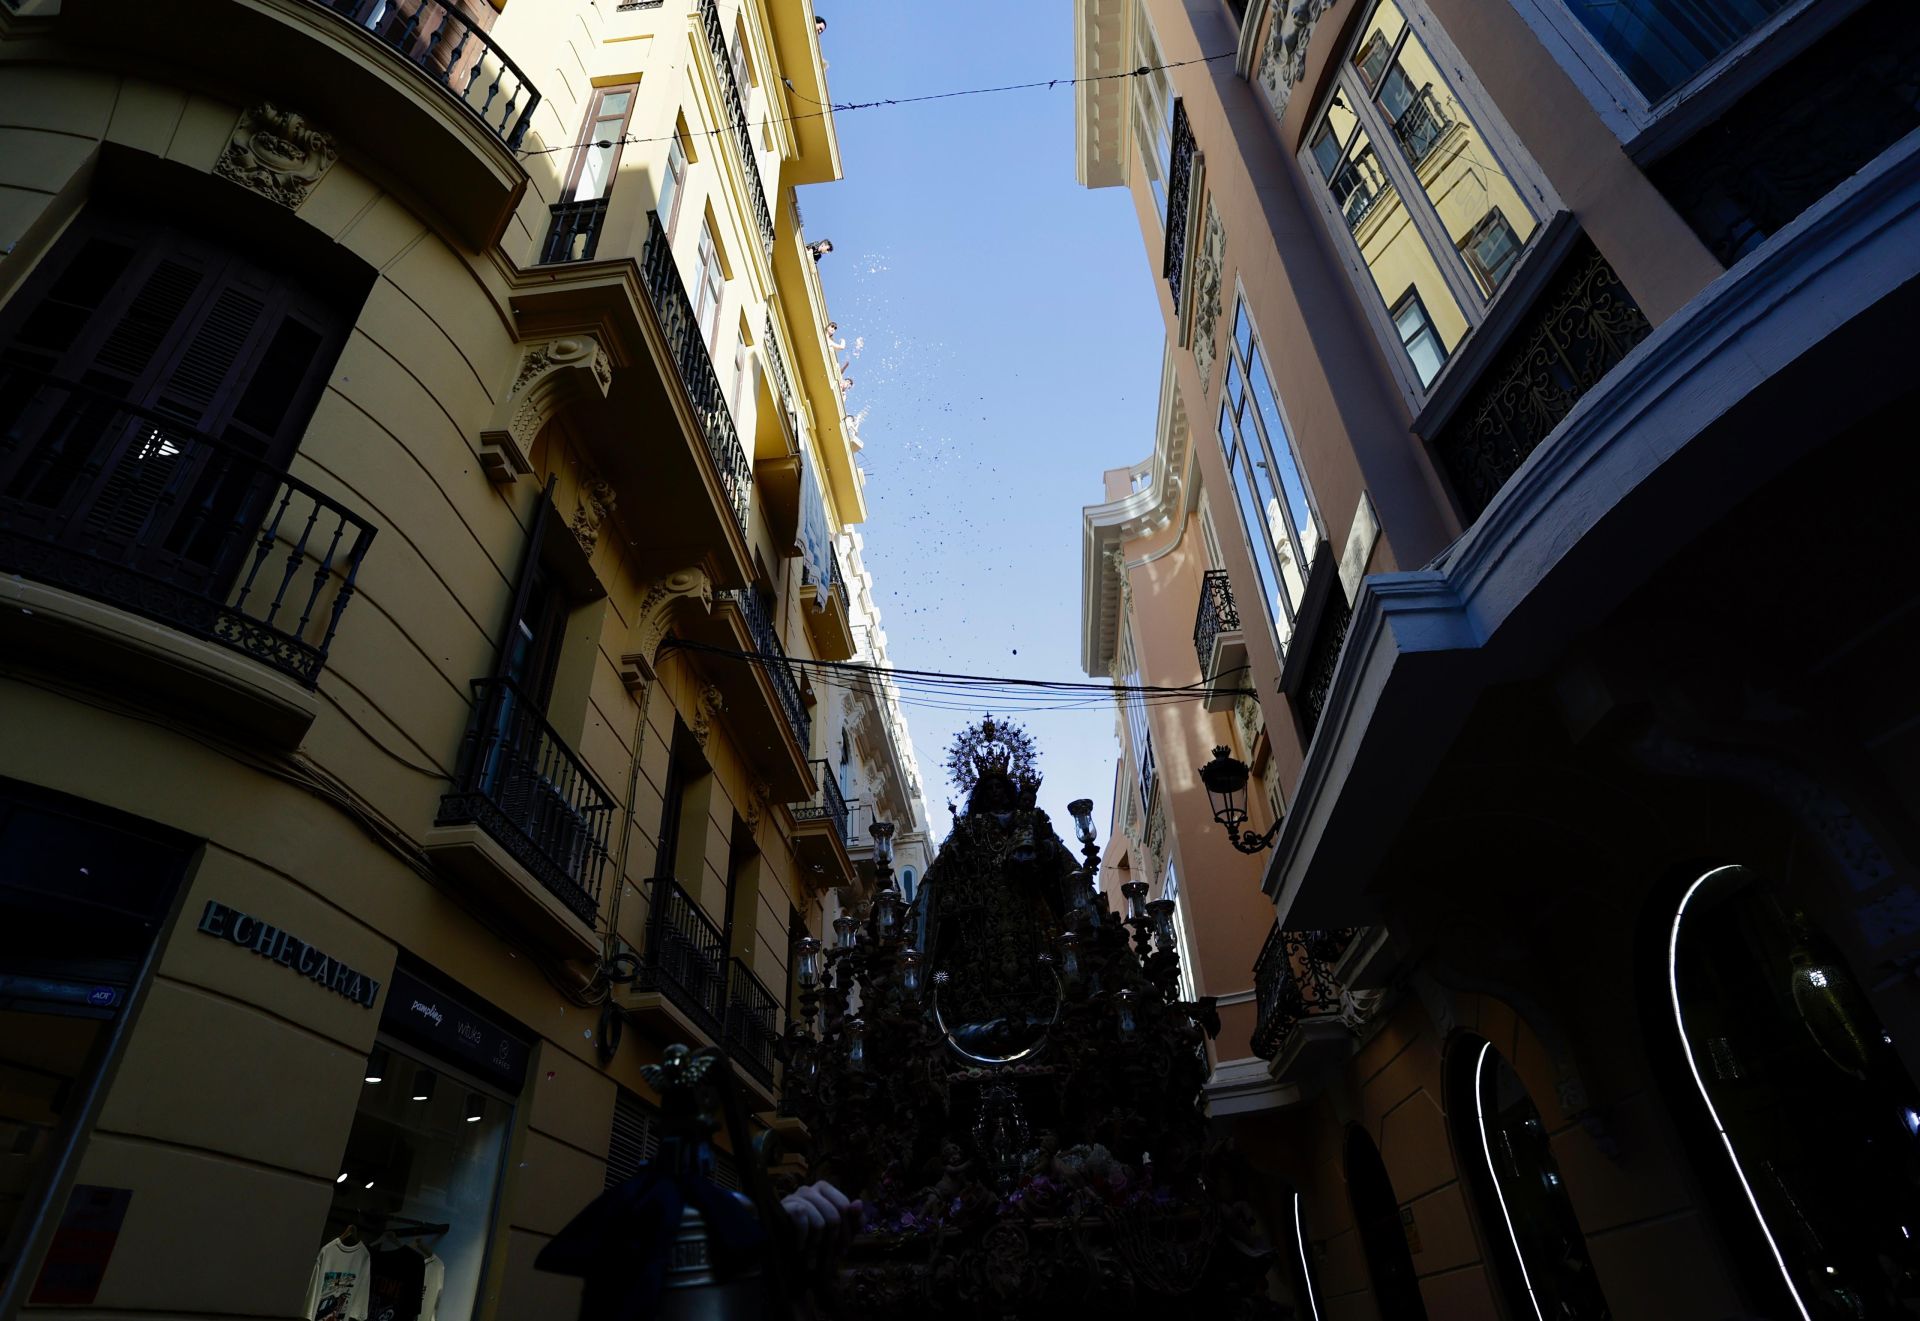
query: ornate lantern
[
  {"left": 900, "top": 947, "right": 925, "bottom": 999},
  {"left": 870, "top": 820, "right": 896, "bottom": 870},
  {"left": 1146, "top": 898, "right": 1178, "bottom": 952},
  {"left": 1198, "top": 746, "right": 1281, "bottom": 854},
  {"left": 794, "top": 936, "right": 822, "bottom": 989},
  {"left": 1121, "top": 879, "right": 1150, "bottom": 924},
  {"left": 833, "top": 911, "right": 859, "bottom": 951}
]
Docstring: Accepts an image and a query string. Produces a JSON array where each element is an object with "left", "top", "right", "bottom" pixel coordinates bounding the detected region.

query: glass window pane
[
  {"left": 1220, "top": 404, "right": 1291, "bottom": 641},
  {"left": 1385, "top": 31, "right": 1539, "bottom": 295},
  {"left": 1350, "top": 0, "right": 1408, "bottom": 90},
  {"left": 1225, "top": 355, "right": 1245, "bottom": 417},
  {"left": 1247, "top": 357, "right": 1320, "bottom": 567},
  {"left": 1563, "top": 0, "right": 1792, "bottom": 101},
  {"left": 1234, "top": 302, "right": 1253, "bottom": 360},
  {"left": 1394, "top": 294, "right": 1447, "bottom": 386},
  {"left": 1337, "top": 125, "right": 1469, "bottom": 373},
  {"left": 599, "top": 91, "right": 632, "bottom": 116}
]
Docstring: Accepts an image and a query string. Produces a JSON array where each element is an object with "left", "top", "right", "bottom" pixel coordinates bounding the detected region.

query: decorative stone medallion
[
  {"left": 1257, "top": 0, "right": 1336, "bottom": 122},
  {"left": 215, "top": 104, "right": 339, "bottom": 209},
  {"left": 1190, "top": 198, "right": 1227, "bottom": 393}
]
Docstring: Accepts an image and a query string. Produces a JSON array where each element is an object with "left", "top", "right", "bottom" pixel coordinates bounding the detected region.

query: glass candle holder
[
  {"left": 900, "top": 947, "right": 924, "bottom": 999},
  {"left": 1068, "top": 797, "right": 1097, "bottom": 845},
  {"left": 1114, "top": 988, "right": 1138, "bottom": 1037},
  {"left": 874, "top": 886, "right": 901, "bottom": 938},
  {"left": 845, "top": 1016, "right": 867, "bottom": 1071},
  {"left": 1121, "top": 879, "right": 1150, "bottom": 923},
  {"left": 795, "top": 936, "right": 822, "bottom": 988},
  {"left": 1146, "top": 899, "right": 1178, "bottom": 952},
  {"left": 1058, "top": 930, "right": 1082, "bottom": 984},
  {"left": 833, "top": 912, "right": 858, "bottom": 951}
]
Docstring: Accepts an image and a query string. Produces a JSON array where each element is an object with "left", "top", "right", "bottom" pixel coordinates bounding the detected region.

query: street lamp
[{"left": 1198, "top": 746, "right": 1281, "bottom": 854}]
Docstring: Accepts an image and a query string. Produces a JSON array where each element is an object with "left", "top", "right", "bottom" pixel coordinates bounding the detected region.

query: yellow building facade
[{"left": 0, "top": 0, "right": 905, "bottom": 1314}]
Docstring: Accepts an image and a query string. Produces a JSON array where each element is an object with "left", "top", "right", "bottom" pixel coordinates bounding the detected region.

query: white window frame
[
  {"left": 1216, "top": 284, "right": 1325, "bottom": 658},
  {"left": 1131, "top": 2, "right": 1178, "bottom": 230},
  {"left": 694, "top": 221, "right": 725, "bottom": 351},
  {"left": 1296, "top": 0, "right": 1559, "bottom": 407},
  {"left": 1116, "top": 618, "right": 1158, "bottom": 813},
  {"left": 659, "top": 131, "right": 688, "bottom": 238},
  {"left": 1503, "top": 0, "right": 1863, "bottom": 148}
]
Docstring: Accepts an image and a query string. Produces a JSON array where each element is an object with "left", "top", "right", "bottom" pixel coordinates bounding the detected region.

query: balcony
[
  {"left": 1427, "top": 237, "right": 1651, "bottom": 520},
  {"left": 724, "top": 957, "right": 781, "bottom": 1098},
  {"left": 697, "top": 0, "right": 775, "bottom": 262},
  {"left": 1389, "top": 85, "right": 1451, "bottom": 170},
  {"left": 429, "top": 675, "right": 615, "bottom": 958},
  {"left": 541, "top": 196, "right": 610, "bottom": 264},
  {"left": 784, "top": 759, "right": 856, "bottom": 890},
  {"left": 0, "top": 368, "right": 375, "bottom": 743},
  {"left": 641, "top": 212, "right": 754, "bottom": 538},
  {"left": 1192, "top": 568, "right": 1247, "bottom": 713},
  {"left": 631, "top": 874, "right": 727, "bottom": 1042},
  {"left": 61, "top": 0, "right": 537, "bottom": 250},
  {"left": 1252, "top": 925, "right": 1356, "bottom": 1086},
  {"left": 800, "top": 539, "right": 855, "bottom": 662},
  {"left": 1163, "top": 99, "right": 1196, "bottom": 309}
]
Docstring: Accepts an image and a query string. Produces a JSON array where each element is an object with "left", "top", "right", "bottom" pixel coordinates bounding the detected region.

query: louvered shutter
[
  {"left": 606, "top": 1088, "right": 661, "bottom": 1188},
  {"left": 0, "top": 210, "right": 350, "bottom": 589}
]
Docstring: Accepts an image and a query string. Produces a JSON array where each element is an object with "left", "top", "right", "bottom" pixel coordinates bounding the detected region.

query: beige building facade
[
  {"left": 1080, "top": 0, "right": 1920, "bottom": 1317},
  {"left": 0, "top": 0, "right": 926, "bottom": 1314}
]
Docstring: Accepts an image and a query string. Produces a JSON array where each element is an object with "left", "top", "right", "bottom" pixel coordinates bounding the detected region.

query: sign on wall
[{"left": 196, "top": 900, "right": 380, "bottom": 1009}]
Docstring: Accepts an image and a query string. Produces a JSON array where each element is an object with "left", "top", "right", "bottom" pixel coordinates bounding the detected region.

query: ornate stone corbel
[
  {"left": 571, "top": 470, "right": 616, "bottom": 554},
  {"left": 215, "top": 104, "right": 339, "bottom": 209},
  {"left": 692, "top": 684, "right": 724, "bottom": 749},
  {"left": 619, "top": 567, "right": 713, "bottom": 689},
  {"left": 478, "top": 335, "right": 614, "bottom": 484},
  {"left": 742, "top": 780, "right": 772, "bottom": 832}
]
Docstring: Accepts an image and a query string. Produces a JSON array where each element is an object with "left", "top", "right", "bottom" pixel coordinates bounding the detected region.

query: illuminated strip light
[
  {"left": 1292, "top": 1190, "right": 1323, "bottom": 1321},
  {"left": 1475, "top": 1040, "right": 1545, "bottom": 1321},
  {"left": 1669, "top": 865, "right": 1813, "bottom": 1321}
]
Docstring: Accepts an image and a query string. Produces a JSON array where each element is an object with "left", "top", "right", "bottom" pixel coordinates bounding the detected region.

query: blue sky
[{"left": 795, "top": 1, "right": 1164, "bottom": 847}]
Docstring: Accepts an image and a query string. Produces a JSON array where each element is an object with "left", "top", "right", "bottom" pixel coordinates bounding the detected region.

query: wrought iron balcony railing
[
  {"left": 1163, "top": 99, "right": 1196, "bottom": 308},
  {"left": 697, "top": 0, "right": 776, "bottom": 261},
  {"left": 309, "top": 0, "right": 540, "bottom": 148},
  {"left": 1192, "top": 568, "right": 1240, "bottom": 676},
  {"left": 726, "top": 587, "right": 810, "bottom": 753},
  {"left": 1390, "top": 86, "right": 1450, "bottom": 169},
  {"left": 540, "top": 196, "right": 609, "bottom": 264},
  {"left": 1430, "top": 237, "right": 1651, "bottom": 520},
  {"left": 1251, "top": 926, "right": 1354, "bottom": 1060},
  {"left": 790, "top": 758, "right": 850, "bottom": 841},
  {"left": 800, "top": 537, "right": 847, "bottom": 607},
  {"left": 642, "top": 211, "right": 754, "bottom": 537},
  {"left": 1296, "top": 585, "right": 1351, "bottom": 745},
  {"left": 762, "top": 312, "right": 799, "bottom": 442},
  {"left": 438, "top": 675, "right": 616, "bottom": 924},
  {"left": 724, "top": 957, "right": 780, "bottom": 1089},
  {"left": 0, "top": 367, "right": 376, "bottom": 688},
  {"left": 638, "top": 875, "right": 728, "bottom": 1040}
]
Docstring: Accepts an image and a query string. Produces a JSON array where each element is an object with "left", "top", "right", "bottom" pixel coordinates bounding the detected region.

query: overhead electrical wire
[{"left": 516, "top": 49, "right": 1239, "bottom": 159}]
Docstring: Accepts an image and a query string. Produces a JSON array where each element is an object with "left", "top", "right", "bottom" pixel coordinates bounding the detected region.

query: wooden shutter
[
  {"left": 605, "top": 1088, "right": 660, "bottom": 1188},
  {"left": 0, "top": 209, "right": 350, "bottom": 588}
]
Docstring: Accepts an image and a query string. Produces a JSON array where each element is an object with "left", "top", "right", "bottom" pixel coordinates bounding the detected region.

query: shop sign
[
  {"left": 384, "top": 967, "right": 529, "bottom": 1090},
  {"left": 196, "top": 900, "right": 380, "bottom": 1009}
]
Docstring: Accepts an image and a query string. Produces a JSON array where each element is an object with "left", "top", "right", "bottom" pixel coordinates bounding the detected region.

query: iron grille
[
  {"left": 726, "top": 587, "right": 810, "bottom": 753},
  {"left": 790, "top": 758, "right": 850, "bottom": 843},
  {"left": 637, "top": 875, "right": 728, "bottom": 1040},
  {"left": 1430, "top": 238, "right": 1650, "bottom": 520},
  {"left": 0, "top": 367, "right": 376, "bottom": 688},
  {"left": 437, "top": 674, "right": 616, "bottom": 924},
  {"left": 1163, "top": 99, "right": 1196, "bottom": 307},
  {"left": 1191, "top": 568, "right": 1241, "bottom": 680},
  {"left": 1389, "top": 86, "right": 1450, "bottom": 168},
  {"left": 697, "top": 0, "right": 776, "bottom": 260},
  {"left": 1296, "top": 585, "right": 1351, "bottom": 746},
  {"left": 763, "top": 312, "right": 799, "bottom": 441},
  {"left": 540, "top": 196, "right": 610, "bottom": 264},
  {"left": 1251, "top": 926, "right": 1354, "bottom": 1060},
  {"left": 641, "top": 211, "right": 754, "bottom": 537},
  {"left": 724, "top": 957, "right": 780, "bottom": 1090},
  {"left": 307, "top": 0, "right": 540, "bottom": 147}
]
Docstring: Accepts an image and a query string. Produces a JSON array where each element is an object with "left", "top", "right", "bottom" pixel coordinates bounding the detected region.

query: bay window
[
  {"left": 1559, "top": 0, "right": 1795, "bottom": 101},
  {"left": 1301, "top": 0, "right": 1547, "bottom": 397}
]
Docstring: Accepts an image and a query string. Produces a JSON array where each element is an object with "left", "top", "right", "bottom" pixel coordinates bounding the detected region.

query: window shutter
[{"left": 606, "top": 1088, "right": 661, "bottom": 1188}]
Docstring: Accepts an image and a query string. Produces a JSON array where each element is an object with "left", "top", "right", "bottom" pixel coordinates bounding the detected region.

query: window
[
  {"left": 730, "top": 19, "right": 755, "bottom": 103},
  {"left": 1301, "top": 0, "right": 1545, "bottom": 395},
  {"left": 1560, "top": 0, "right": 1794, "bottom": 101},
  {"left": 1116, "top": 621, "right": 1158, "bottom": 812},
  {"left": 1216, "top": 297, "right": 1323, "bottom": 653},
  {"left": 693, "top": 221, "right": 725, "bottom": 351},
  {"left": 1391, "top": 289, "right": 1447, "bottom": 387},
  {"left": 1345, "top": 1126, "right": 1430, "bottom": 1319},
  {"left": 567, "top": 85, "right": 637, "bottom": 203},
  {"left": 1449, "top": 1036, "right": 1611, "bottom": 1318},
  {"left": 730, "top": 324, "right": 751, "bottom": 421},
  {"left": 1132, "top": 9, "right": 1177, "bottom": 227},
  {"left": 658, "top": 130, "right": 688, "bottom": 238}
]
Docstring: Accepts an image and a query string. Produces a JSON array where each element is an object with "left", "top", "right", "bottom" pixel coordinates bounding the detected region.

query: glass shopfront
[
  {"left": 309, "top": 967, "right": 527, "bottom": 1321},
  {"left": 0, "top": 779, "right": 191, "bottom": 1307},
  {"left": 1666, "top": 865, "right": 1920, "bottom": 1320}
]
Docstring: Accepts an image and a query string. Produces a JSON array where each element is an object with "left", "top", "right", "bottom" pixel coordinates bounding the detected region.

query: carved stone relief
[
  {"left": 1257, "top": 0, "right": 1336, "bottom": 122},
  {"left": 479, "top": 335, "right": 615, "bottom": 484},
  {"left": 571, "top": 471, "right": 616, "bottom": 553},
  {"left": 1190, "top": 199, "right": 1227, "bottom": 393},
  {"left": 692, "top": 684, "right": 725, "bottom": 748},
  {"left": 215, "top": 104, "right": 339, "bottom": 209},
  {"left": 619, "top": 567, "right": 714, "bottom": 689}
]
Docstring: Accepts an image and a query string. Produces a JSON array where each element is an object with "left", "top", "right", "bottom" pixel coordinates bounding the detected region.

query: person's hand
[{"left": 781, "top": 1181, "right": 863, "bottom": 1270}]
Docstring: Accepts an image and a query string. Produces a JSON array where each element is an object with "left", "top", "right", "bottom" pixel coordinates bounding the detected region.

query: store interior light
[
  {"left": 412, "top": 1069, "right": 435, "bottom": 1103},
  {"left": 364, "top": 1180, "right": 375, "bottom": 1189},
  {"left": 466, "top": 1092, "right": 485, "bottom": 1123},
  {"left": 336, "top": 1172, "right": 349, "bottom": 1184},
  {"left": 364, "top": 1047, "right": 388, "bottom": 1085}
]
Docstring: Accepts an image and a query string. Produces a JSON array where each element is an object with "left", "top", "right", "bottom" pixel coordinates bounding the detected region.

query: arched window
[
  {"left": 1664, "top": 864, "right": 1920, "bottom": 1319},
  {"left": 1344, "top": 1126, "right": 1429, "bottom": 1319},
  {"left": 1448, "top": 1035, "right": 1609, "bottom": 1318}
]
